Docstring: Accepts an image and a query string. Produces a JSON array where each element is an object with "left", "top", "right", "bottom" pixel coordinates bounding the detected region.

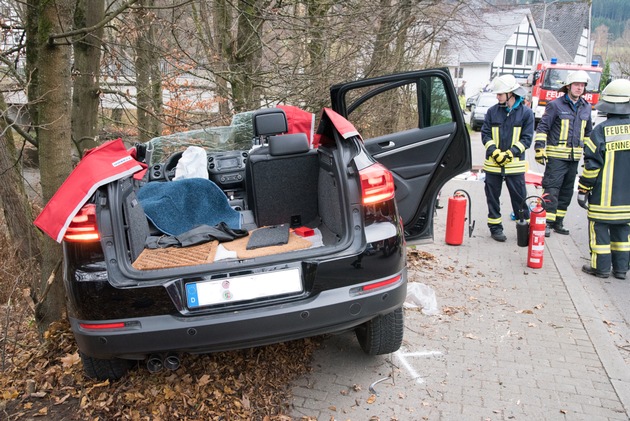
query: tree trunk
[
  {"left": 208, "top": 0, "right": 232, "bottom": 119},
  {"left": 232, "top": 0, "right": 264, "bottom": 111},
  {"left": 25, "top": 0, "right": 40, "bottom": 135},
  {"left": 0, "top": 93, "right": 41, "bottom": 262},
  {"left": 135, "top": 0, "right": 161, "bottom": 142},
  {"left": 72, "top": 0, "right": 105, "bottom": 154},
  {"left": 304, "top": 0, "right": 334, "bottom": 111},
  {"left": 150, "top": 46, "right": 163, "bottom": 137},
  {"left": 34, "top": 0, "right": 75, "bottom": 334}
]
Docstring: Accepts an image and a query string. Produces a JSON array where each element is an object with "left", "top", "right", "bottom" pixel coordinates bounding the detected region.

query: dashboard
[{"left": 148, "top": 150, "right": 249, "bottom": 189}]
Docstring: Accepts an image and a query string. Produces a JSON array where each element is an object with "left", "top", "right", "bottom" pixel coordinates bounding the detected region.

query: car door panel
[{"left": 330, "top": 69, "right": 471, "bottom": 241}]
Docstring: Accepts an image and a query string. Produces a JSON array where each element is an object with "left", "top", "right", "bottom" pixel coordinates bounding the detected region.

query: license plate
[{"left": 186, "top": 268, "right": 302, "bottom": 308}]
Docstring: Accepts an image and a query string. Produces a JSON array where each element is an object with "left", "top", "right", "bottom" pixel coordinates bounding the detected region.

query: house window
[
  {"left": 516, "top": 49, "right": 525, "bottom": 65},
  {"left": 526, "top": 50, "right": 535, "bottom": 66},
  {"left": 504, "top": 48, "right": 514, "bottom": 65}
]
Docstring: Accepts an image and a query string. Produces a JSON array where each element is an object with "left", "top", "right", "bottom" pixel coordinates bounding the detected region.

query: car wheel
[
  {"left": 80, "top": 352, "right": 133, "bottom": 381},
  {"left": 355, "top": 307, "right": 403, "bottom": 355}
]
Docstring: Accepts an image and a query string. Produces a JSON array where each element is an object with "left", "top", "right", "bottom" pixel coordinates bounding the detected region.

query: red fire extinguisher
[
  {"left": 445, "top": 189, "right": 475, "bottom": 246},
  {"left": 527, "top": 197, "right": 547, "bottom": 269}
]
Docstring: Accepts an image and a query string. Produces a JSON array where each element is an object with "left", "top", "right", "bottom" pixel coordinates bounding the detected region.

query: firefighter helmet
[
  {"left": 490, "top": 74, "right": 527, "bottom": 97},
  {"left": 595, "top": 78, "right": 630, "bottom": 115},
  {"left": 559, "top": 70, "right": 591, "bottom": 93}
]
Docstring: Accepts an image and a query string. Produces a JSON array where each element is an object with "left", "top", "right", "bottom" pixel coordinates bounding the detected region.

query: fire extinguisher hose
[
  {"left": 453, "top": 189, "right": 476, "bottom": 238},
  {"left": 517, "top": 195, "right": 546, "bottom": 247}
]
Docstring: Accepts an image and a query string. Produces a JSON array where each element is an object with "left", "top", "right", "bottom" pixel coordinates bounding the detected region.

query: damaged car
[{"left": 36, "top": 69, "right": 471, "bottom": 380}]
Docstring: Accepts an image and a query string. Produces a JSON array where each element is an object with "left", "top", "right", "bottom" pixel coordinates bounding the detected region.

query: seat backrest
[{"left": 246, "top": 132, "right": 318, "bottom": 227}]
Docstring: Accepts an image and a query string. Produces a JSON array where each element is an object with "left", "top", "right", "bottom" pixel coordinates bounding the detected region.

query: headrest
[
  {"left": 269, "top": 133, "right": 310, "bottom": 156},
  {"left": 252, "top": 108, "right": 288, "bottom": 137}
]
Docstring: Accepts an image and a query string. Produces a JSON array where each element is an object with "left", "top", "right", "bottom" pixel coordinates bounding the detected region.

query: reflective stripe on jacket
[
  {"left": 481, "top": 100, "right": 535, "bottom": 175},
  {"left": 534, "top": 94, "right": 592, "bottom": 161},
  {"left": 578, "top": 115, "right": 630, "bottom": 223}
]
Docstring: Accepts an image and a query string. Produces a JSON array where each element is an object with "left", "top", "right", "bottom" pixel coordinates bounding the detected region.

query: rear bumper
[
  {"left": 71, "top": 270, "right": 407, "bottom": 360},
  {"left": 471, "top": 116, "right": 485, "bottom": 126}
]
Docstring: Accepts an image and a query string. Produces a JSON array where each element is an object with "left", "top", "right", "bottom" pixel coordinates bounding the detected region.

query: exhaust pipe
[
  {"left": 163, "top": 353, "right": 180, "bottom": 371},
  {"left": 146, "top": 354, "right": 164, "bottom": 373}
]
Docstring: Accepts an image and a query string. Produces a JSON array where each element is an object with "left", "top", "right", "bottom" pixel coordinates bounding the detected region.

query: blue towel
[{"left": 138, "top": 178, "right": 241, "bottom": 236}]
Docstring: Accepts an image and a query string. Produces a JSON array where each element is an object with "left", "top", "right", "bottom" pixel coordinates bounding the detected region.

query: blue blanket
[{"left": 138, "top": 178, "right": 241, "bottom": 236}]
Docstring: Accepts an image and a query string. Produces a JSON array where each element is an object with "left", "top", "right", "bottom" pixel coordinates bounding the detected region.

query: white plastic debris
[{"left": 404, "top": 282, "right": 439, "bottom": 315}]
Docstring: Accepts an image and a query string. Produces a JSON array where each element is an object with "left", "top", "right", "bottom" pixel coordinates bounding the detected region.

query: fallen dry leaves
[{"left": 0, "top": 303, "right": 321, "bottom": 420}]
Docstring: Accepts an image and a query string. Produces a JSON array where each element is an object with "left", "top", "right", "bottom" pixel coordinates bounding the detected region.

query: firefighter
[
  {"left": 534, "top": 70, "right": 593, "bottom": 237},
  {"left": 578, "top": 79, "right": 630, "bottom": 280},
  {"left": 481, "top": 74, "right": 534, "bottom": 242}
]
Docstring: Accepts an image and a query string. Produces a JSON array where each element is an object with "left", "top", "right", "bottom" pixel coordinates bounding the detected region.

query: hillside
[{"left": 592, "top": 0, "right": 630, "bottom": 38}]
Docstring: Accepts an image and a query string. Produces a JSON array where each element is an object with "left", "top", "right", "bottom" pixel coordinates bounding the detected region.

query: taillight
[
  {"left": 360, "top": 163, "right": 395, "bottom": 205},
  {"left": 79, "top": 321, "right": 139, "bottom": 330},
  {"left": 63, "top": 204, "right": 100, "bottom": 242},
  {"left": 79, "top": 322, "right": 126, "bottom": 330},
  {"left": 350, "top": 274, "right": 402, "bottom": 296}
]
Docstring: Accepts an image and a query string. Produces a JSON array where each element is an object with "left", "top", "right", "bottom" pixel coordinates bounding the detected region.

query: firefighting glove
[
  {"left": 504, "top": 150, "right": 514, "bottom": 163},
  {"left": 577, "top": 190, "right": 589, "bottom": 209},
  {"left": 535, "top": 148, "right": 547, "bottom": 165},
  {"left": 494, "top": 151, "right": 509, "bottom": 166},
  {"left": 491, "top": 149, "right": 501, "bottom": 165}
]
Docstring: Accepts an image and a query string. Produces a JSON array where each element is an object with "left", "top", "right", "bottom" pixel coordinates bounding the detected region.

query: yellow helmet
[{"left": 595, "top": 79, "right": 630, "bottom": 115}]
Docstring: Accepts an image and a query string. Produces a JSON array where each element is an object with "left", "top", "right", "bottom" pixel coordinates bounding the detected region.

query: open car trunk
[{"left": 99, "top": 141, "right": 354, "bottom": 282}]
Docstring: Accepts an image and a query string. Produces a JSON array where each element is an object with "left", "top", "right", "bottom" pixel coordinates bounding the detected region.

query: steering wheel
[{"left": 163, "top": 151, "right": 183, "bottom": 181}]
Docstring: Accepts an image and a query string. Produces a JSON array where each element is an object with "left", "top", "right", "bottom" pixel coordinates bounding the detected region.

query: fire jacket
[
  {"left": 481, "top": 98, "right": 534, "bottom": 175},
  {"left": 578, "top": 114, "right": 630, "bottom": 223},
  {"left": 534, "top": 94, "right": 593, "bottom": 161}
]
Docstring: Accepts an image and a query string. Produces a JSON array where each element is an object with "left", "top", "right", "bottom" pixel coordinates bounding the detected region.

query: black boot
[
  {"left": 582, "top": 264, "right": 610, "bottom": 278},
  {"left": 490, "top": 229, "right": 507, "bottom": 242},
  {"left": 553, "top": 220, "right": 570, "bottom": 235}
]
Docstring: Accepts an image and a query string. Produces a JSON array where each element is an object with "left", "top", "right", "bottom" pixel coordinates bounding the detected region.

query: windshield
[
  {"left": 145, "top": 111, "right": 254, "bottom": 165},
  {"left": 477, "top": 95, "right": 498, "bottom": 107},
  {"left": 542, "top": 69, "right": 601, "bottom": 92}
]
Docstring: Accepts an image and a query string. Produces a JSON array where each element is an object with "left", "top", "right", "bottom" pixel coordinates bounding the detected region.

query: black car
[
  {"left": 466, "top": 92, "right": 480, "bottom": 110},
  {"left": 61, "top": 69, "right": 471, "bottom": 380},
  {"left": 470, "top": 92, "right": 499, "bottom": 131}
]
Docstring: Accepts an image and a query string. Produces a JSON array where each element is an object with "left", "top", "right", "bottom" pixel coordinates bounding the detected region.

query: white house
[
  {"left": 448, "top": 0, "right": 594, "bottom": 101},
  {"left": 448, "top": 8, "right": 542, "bottom": 99}
]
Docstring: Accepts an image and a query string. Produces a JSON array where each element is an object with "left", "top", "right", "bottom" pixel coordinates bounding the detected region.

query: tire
[
  {"left": 80, "top": 352, "right": 133, "bottom": 381},
  {"left": 355, "top": 307, "right": 404, "bottom": 355}
]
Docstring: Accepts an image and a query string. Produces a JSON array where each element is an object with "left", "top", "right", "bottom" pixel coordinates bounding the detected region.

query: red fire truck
[{"left": 529, "top": 58, "right": 603, "bottom": 122}]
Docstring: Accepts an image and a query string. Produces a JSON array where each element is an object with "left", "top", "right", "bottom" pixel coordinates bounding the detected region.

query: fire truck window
[
  {"left": 587, "top": 72, "right": 601, "bottom": 92},
  {"left": 544, "top": 69, "right": 567, "bottom": 90},
  {"left": 545, "top": 69, "right": 602, "bottom": 92}
]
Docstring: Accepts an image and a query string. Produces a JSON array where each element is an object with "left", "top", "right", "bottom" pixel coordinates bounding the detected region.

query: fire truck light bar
[{"left": 550, "top": 57, "right": 558, "bottom": 64}]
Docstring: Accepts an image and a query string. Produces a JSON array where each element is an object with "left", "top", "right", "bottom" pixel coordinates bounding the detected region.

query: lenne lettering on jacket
[{"left": 605, "top": 140, "right": 630, "bottom": 151}]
